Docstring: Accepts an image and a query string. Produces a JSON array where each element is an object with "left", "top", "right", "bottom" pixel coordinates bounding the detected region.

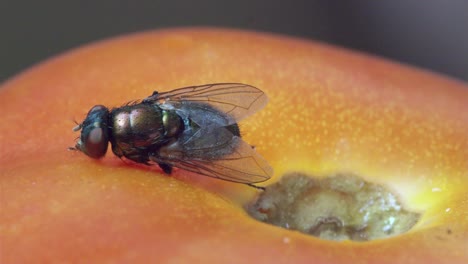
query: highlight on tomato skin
[{"left": 1, "top": 27, "right": 468, "bottom": 264}]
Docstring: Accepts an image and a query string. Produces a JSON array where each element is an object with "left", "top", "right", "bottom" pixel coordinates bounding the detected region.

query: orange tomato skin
[{"left": 1, "top": 28, "right": 467, "bottom": 263}]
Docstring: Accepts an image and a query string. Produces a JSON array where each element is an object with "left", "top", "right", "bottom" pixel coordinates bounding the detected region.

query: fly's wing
[
  {"left": 152, "top": 135, "right": 273, "bottom": 184},
  {"left": 145, "top": 83, "right": 273, "bottom": 183},
  {"left": 142, "top": 83, "right": 268, "bottom": 124}
]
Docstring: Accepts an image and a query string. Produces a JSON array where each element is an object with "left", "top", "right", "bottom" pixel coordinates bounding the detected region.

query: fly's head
[{"left": 72, "top": 105, "right": 111, "bottom": 159}]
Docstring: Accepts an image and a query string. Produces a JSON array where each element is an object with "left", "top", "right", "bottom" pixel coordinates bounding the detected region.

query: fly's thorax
[
  {"left": 109, "top": 104, "right": 183, "bottom": 153},
  {"left": 162, "top": 110, "right": 183, "bottom": 137},
  {"left": 110, "top": 104, "right": 164, "bottom": 147}
]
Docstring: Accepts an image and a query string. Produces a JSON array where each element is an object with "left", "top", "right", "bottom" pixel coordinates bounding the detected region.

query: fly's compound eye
[{"left": 76, "top": 105, "right": 110, "bottom": 159}]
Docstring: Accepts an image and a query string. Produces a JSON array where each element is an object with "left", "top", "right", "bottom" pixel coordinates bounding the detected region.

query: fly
[{"left": 71, "top": 83, "right": 273, "bottom": 189}]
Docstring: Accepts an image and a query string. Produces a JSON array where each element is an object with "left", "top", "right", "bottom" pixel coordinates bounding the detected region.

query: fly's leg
[
  {"left": 149, "top": 152, "right": 173, "bottom": 174},
  {"left": 246, "top": 183, "right": 266, "bottom": 191},
  {"left": 158, "top": 163, "right": 173, "bottom": 174},
  {"left": 150, "top": 139, "right": 182, "bottom": 175}
]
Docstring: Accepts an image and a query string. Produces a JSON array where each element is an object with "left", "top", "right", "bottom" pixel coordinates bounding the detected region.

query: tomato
[{"left": 1, "top": 28, "right": 467, "bottom": 263}]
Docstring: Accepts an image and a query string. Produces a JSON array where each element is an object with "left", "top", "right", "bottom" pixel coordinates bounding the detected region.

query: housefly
[{"left": 71, "top": 83, "right": 273, "bottom": 189}]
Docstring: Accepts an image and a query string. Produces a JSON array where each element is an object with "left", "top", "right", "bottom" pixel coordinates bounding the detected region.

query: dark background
[{"left": 1, "top": 0, "right": 467, "bottom": 83}]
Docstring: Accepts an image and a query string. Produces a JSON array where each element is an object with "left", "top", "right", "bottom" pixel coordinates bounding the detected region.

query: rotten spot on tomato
[{"left": 247, "top": 173, "right": 421, "bottom": 241}]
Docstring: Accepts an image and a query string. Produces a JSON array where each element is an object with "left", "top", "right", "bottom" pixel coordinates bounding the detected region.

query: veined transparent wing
[
  {"left": 142, "top": 83, "right": 268, "bottom": 123},
  {"left": 151, "top": 136, "right": 273, "bottom": 184}
]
